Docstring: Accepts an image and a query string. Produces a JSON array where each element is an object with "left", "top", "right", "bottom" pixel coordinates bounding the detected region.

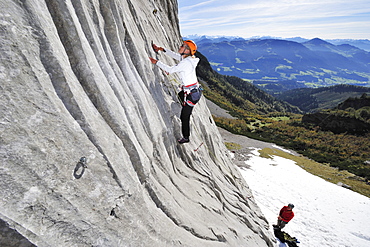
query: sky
[
  {"left": 237, "top": 147, "right": 370, "bottom": 247},
  {"left": 178, "top": 0, "right": 370, "bottom": 40}
]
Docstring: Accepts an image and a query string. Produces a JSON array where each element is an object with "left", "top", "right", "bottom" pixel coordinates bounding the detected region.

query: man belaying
[
  {"left": 274, "top": 203, "right": 295, "bottom": 229},
  {"left": 149, "top": 40, "right": 201, "bottom": 144}
]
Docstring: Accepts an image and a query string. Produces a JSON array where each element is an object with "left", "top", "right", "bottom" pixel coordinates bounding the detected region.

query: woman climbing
[{"left": 149, "top": 40, "right": 201, "bottom": 144}]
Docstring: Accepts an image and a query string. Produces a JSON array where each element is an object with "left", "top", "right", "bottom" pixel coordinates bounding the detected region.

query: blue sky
[{"left": 178, "top": 0, "right": 370, "bottom": 39}]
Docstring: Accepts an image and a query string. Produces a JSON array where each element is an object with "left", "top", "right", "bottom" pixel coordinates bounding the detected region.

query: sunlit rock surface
[{"left": 0, "top": 0, "right": 273, "bottom": 246}]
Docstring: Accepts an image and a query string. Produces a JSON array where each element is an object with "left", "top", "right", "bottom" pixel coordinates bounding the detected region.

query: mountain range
[
  {"left": 186, "top": 34, "right": 370, "bottom": 52},
  {"left": 187, "top": 35, "right": 370, "bottom": 89},
  {"left": 195, "top": 52, "right": 303, "bottom": 115}
]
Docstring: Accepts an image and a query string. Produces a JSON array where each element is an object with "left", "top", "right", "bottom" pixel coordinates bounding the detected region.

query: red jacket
[{"left": 279, "top": 206, "right": 294, "bottom": 222}]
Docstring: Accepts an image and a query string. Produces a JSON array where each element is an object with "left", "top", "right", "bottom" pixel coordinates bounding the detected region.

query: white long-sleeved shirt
[{"left": 156, "top": 48, "right": 199, "bottom": 88}]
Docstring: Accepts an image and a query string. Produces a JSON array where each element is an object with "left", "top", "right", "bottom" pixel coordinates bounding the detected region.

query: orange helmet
[{"left": 183, "top": 40, "right": 197, "bottom": 55}]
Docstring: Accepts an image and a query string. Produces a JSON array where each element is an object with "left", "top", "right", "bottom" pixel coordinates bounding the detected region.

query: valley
[
  {"left": 195, "top": 45, "right": 370, "bottom": 197},
  {"left": 192, "top": 36, "right": 370, "bottom": 88}
]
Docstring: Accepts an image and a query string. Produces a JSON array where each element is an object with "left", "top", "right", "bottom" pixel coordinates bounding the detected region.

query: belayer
[
  {"left": 149, "top": 40, "right": 201, "bottom": 144},
  {"left": 274, "top": 203, "right": 295, "bottom": 229}
]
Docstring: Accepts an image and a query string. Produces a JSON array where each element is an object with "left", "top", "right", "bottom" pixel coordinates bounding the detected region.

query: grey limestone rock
[{"left": 0, "top": 0, "right": 274, "bottom": 246}]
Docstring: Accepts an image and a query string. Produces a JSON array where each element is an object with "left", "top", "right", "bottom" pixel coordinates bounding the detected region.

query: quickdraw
[
  {"left": 73, "top": 157, "right": 87, "bottom": 179},
  {"left": 194, "top": 142, "right": 204, "bottom": 152}
]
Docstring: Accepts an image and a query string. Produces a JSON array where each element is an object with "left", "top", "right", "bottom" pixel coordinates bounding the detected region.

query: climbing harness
[{"left": 182, "top": 82, "right": 203, "bottom": 107}]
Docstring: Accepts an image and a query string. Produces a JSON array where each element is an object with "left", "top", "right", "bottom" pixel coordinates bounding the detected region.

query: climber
[
  {"left": 149, "top": 40, "right": 201, "bottom": 144},
  {"left": 273, "top": 203, "right": 295, "bottom": 229}
]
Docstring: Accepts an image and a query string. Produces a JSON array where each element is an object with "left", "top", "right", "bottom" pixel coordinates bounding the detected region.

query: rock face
[{"left": 0, "top": 0, "right": 273, "bottom": 246}]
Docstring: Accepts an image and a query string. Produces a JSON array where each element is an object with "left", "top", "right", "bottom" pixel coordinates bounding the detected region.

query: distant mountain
[
  {"left": 327, "top": 39, "right": 370, "bottom": 52},
  {"left": 191, "top": 37, "right": 370, "bottom": 88},
  {"left": 303, "top": 38, "right": 335, "bottom": 51},
  {"left": 276, "top": 84, "right": 370, "bottom": 113},
  {"left": 185, "top": 35, "right": 370, "bottom": 52},
  {"left": 195, "top": 51, "right": 302, "bottom": 115},
  {"left": 185, "top": 34, "right": 245, "bottom": 46}
]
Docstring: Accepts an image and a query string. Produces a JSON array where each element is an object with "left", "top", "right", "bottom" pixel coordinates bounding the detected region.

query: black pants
[
  {"left": 180, "top": 104, "right": 193, "bottom": 138},
  {"left": 277, "top": 219, "right": 288, "bottom": 229},
  {"left": 178, "top": 91, "right": 194, "bottom": 139}
]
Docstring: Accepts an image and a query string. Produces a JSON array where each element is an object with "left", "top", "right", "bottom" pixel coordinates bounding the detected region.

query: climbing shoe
[
  {"left": 273, "top": 224, "right": 280, "bottom": 229},
  {"left": 178, "top": 137, "right": 190, "bottom": 144}
]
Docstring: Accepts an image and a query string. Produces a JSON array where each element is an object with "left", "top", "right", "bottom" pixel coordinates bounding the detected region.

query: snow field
[{"left": 238, "top": 148, "right": 370, "bottom": 247}]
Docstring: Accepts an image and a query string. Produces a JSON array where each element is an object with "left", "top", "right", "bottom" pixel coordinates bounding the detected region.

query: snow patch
[
  {"left": 239, "top": 153, "right": 370, "bottom": 247},
  {"left": 272, "top": 144, "right": 294, "bottom": 155}
]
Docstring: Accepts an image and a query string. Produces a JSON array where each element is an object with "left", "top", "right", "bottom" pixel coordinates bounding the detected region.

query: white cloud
[
  {"left": 180, "top": 0, "right": 217, "bottom": 11},
  {"left": 179, "top": 0, "right": 370, "bottom": 39}
]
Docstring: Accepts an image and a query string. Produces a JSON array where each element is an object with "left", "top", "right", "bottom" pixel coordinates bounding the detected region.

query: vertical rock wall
[{"left": 0, "top": 0, "right": 273, "bottom": 246}]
